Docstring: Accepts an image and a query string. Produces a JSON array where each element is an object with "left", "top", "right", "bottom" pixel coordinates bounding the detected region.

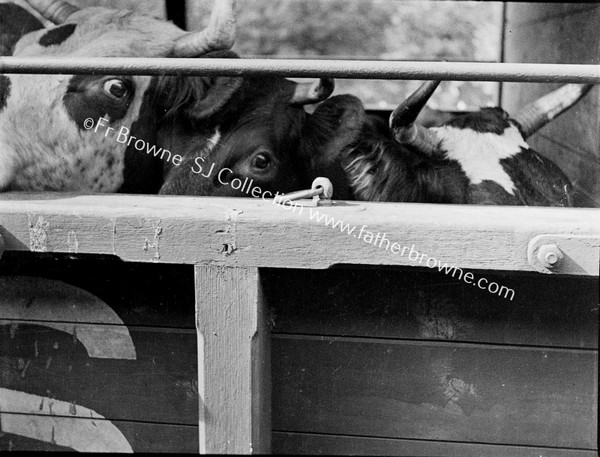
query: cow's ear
[
  {"left": 0, "top": 3, "right": 44, "bottom": 56},
  {"left": 157, "top": 74, "right": 243, "bottom": 124},
  {"left": 302, "top": 94, "right": 367, "bottom": 200},
  {"left": 305, "top": 94, "right": 367, "bottom": 164},
  {"left": 157, "top": 50, "right": 243, "bottom": 125}
]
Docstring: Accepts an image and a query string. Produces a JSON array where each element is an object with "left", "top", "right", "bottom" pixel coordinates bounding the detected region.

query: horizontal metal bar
[{"left": 1, "top": 57, "right": 600, "bottom": 83}]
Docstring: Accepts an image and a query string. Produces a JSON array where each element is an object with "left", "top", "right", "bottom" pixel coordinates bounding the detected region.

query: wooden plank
[
  {"left": 0, "top": 194, "right": 599, "bottom": 273},
  {"left": 0, "top": 276, "right": 136, "bottom": 359},
  {"left": 0, "top": 258, "right": 196, "bottom": 329},
  {"left": 505, "top": 3, "right": 600, "bottom": 27},
  {"left": 272, "top": 335, "right": 598, "bottom": 449},
  {"left": 195, "top": 265, "right": 270, "bottom": 454},
  {"left": 0, "top": 414, "right": 198, "bottom": 453},
  {"left": 502, "top": 3, "right": 600, "bottom": 207},
  {"left": 0, "top": 324, "right": 198, "bottom": 425},
  {"left": 265, "top": 268, "right": 598, "bottom": 348},
  {"left": 273, "top": 432, "right": 598, "bottom": 456}
]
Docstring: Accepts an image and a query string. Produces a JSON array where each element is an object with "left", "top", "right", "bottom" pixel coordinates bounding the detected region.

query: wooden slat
[
  {"left": 265, "top": 268, "right": 598, "bottom": 348},
  {"left": 273, "top": 432, "right": 598, "bottom": 456},
  {"left": 0, "top": 256, "right": 196, "bottom": 329},
  {"left": 195, "top": 265, "right": 271, "bottom": 454},
  {"left": 0, "top": 194, "right": 599, "bottom": 273},
  {"left": 502, "top": 3, "right": 600, "bottom": 208},
  {"left": 0, "top": 324, "right": 198, "bottom": 425},
  {"left": 272, "top": 335, "right": 598, "bottom": 449},
  {"left": 0, "top": 414, "right": 198, "bottom": 453}
]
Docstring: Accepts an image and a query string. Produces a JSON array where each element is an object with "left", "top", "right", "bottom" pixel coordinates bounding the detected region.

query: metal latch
[
  {"left": 527, "top": 234, "right": 600, "bottom": 276},
  {"left": 274, "top": 177, "right": 334, "bottom": 207}
]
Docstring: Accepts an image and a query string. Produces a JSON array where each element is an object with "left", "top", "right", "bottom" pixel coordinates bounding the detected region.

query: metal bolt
[{"left": 537, "top": 244, "right": 563, "bottom": 269}]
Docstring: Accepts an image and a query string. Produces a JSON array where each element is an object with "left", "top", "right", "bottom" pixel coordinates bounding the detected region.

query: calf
[{"left": 342, "top": 81, "right": 591, "bottom": 205}]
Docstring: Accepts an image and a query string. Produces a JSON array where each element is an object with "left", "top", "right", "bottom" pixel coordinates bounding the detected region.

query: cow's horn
[
  {"left": 174, "top": 0, "right": 236, "bottom": 57},
  {"left": 25, "top": 0, "right": 79, "bottom": 24},
  {"left": 290, "top": 78, "right": 335, "bottom": 105},
  {"left": 513, "top": 84, "right": 593, "bottom": 138},
  {"left": 390, "top": 80, "right": 441, "bottom": 156}
]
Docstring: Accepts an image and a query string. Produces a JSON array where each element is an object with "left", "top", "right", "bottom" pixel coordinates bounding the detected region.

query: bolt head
[{"left": 537, "top": 244, "right": 563, "bottom": 269}]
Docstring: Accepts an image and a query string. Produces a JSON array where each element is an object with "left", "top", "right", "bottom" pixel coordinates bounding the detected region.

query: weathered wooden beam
[
  {"left": 195, "top": 265, "right": 270, "bottom": 454},
  {"left": 0, "top": 193, "right": 598, "bottom": 274}
]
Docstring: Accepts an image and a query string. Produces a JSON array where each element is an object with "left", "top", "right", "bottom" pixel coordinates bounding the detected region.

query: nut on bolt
[{"left": 537, "top": 243, "right": 563, "bottom": 269}]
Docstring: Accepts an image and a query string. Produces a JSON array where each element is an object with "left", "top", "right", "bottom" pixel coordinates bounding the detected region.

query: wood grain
[
  {"left": 272, "top": 335, "right": 598, "bottom": 449},
  {"left": 265, "top": 268, "right": 598, "bottom": 348},
  {"left": 195, "top": 265, "right": 271, "bottom": 454},
  {"left": 273, "top": 432, "right": 598, "bottom": 456},
  {"left": 0, "top": 254, "right": 196, "bottom": 328},
  {"left": 0, "top": 416, "right": 198, "bottom": 453},
  {"left": 0, "top": 194, "right": 599, "bottom": 273},
  {"left": 502, "top": 3, "right": 600, "bottom": 207},
  {"left": 0, "top": 324, "right": 199, "bottom": 425}
]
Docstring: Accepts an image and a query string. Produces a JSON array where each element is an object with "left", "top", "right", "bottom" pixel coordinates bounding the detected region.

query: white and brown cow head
[
  {"left": 342, "top": 81, "right": 592, "bottom": 205},
  {"left": 0, "top": 0, "right": 235, "bottom": 193}
]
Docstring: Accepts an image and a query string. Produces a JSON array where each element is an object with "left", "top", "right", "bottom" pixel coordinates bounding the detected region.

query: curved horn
[
  {"left": 174, "top": 0, "right": 236, "bottom": 57},
  {"left": 290, "top": 78, "right": 335, "bottom": 105},
  {"left": 513, "top": 84, "right": 594, "bottom": 138},
  {"left": 390, "top": 80, "right": 441, "bottom": 156},
  {"left": 25, "top": 0, "right": 78, "bottom": 24}
]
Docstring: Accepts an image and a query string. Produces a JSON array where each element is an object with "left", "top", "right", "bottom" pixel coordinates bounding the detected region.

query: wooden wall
[
  {"left": 268, "top": 267, "right": 598, "bottom": 455},
  {"left": 502, "top": 2, "right": 600, "bottom": 207},
  {"left": 0, "top": 253, "right": 199, "bottom": 452}
]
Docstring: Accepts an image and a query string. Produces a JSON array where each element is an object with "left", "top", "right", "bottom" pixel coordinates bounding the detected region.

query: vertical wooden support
[{"left": 195, "top": 265, "right": 271, "bottom": 454}]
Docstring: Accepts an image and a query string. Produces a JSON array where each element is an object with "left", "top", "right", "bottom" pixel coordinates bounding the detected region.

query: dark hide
[
  {"left": 499, "top": 148, "right": 572, "bottom": 206},
  {"left": 0, "top": 3, "right": 44, "bottom": 56},
  {"left": 155, "top": 53, "right": 363, "bottom": 199},
  {"left": 343, "top": 123, "right": 469, "bottom": 203},
  {"left": 341, "top": 104, "right": 574, "bottom": 206},
  {"left": 444, "top": 107, "right": 511, "bottom": 135},
  {"left": 64, "top": 75, "right": 135, "bottom": 129},
  {"left": 118, "top": 78, "right": 164, "bottom": 194},
  {"left": 39, "top": 23, "right": 77, "bottom": 47},
  {"left": 0, "top": 75, "right": 9, "bottom": 113}
]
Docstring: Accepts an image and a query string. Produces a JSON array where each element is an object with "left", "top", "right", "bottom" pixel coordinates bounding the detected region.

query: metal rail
[{"left": 1, "top": 57, "right": 599, "bottom": 83}]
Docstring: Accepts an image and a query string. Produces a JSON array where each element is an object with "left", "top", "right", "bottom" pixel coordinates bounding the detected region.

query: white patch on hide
[
  {"left": 0, "top": 8, "right": 187, "bottom": 192},
  {"left": 432, "top": 124, "right": 528, "bottom": 195},
  {"left": 206, "top": 129, "right": 221, "bottom": 153},
  {"left": 0, "top": 74, "right": 151, "bottom": 192}
]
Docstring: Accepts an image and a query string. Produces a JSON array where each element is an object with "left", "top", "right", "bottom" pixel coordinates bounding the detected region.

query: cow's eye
[
  {"left": 251, "top": 152, "right": 272, "bottom": 170},
  {"left": 103, "top": 79, "right": 128, "bottom": 99}
]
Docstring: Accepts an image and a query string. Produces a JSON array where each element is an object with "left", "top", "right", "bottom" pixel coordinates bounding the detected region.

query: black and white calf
[{"left": 343, "top": 81, "right": 592, "bottom": 206}]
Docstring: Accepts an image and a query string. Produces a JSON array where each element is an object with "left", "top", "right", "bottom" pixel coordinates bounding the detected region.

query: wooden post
[{"left": 195, "top": 265, "right": 271, "bottom": 454}]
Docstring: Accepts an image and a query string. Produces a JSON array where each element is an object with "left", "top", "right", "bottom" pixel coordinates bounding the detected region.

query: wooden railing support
[{"left": 195, "top": 265, "right": 271, "bottom": 454}]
